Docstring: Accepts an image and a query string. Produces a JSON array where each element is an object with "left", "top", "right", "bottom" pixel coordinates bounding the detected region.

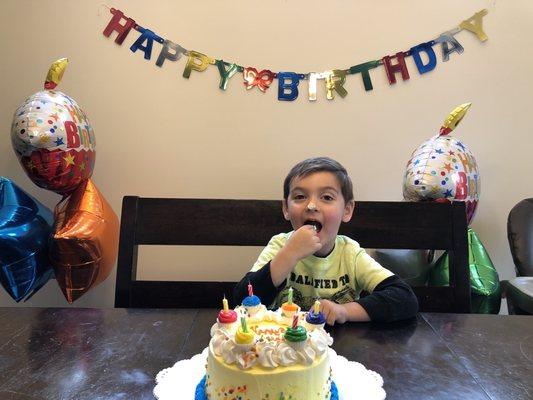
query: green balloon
[{"left": 429, "top": 228, "right": 501, "bottom": 313}]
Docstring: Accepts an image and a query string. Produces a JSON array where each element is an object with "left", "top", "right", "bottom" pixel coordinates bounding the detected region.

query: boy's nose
[{"left": 307, "top": 202, "right": 317, "bottom": 211}]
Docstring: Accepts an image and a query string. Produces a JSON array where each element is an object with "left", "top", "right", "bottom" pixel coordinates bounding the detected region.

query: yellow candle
[
  {"left": 288, "top": 287, "right": 293, "bottom": 304},
  {"left": 313, "top": 300, "right": 320, "bottom": 314},
  {"left": 222, "top": 296, "right": 229, "bottom": 312}
]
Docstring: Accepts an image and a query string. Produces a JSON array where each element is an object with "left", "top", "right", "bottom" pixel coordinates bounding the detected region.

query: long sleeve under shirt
[{"left": 233, "top": 233, "right": 419, "bottom": 323}]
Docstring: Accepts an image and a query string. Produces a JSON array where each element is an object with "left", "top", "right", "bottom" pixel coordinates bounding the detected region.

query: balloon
[
  {"left": 0, "top": 177, "right": 54, "bottom": 301},
  {"left": 403, "top": 103, "right": 479, "bottom": 224},
  {"left": 11, "top": 58, "right": 96, "bottom": 195},
  {"left": 429, "top": 228, "right": 501, "bottom": 314},
  {"left": 50, "top": 179, "right": 119, "bottom": 303}
]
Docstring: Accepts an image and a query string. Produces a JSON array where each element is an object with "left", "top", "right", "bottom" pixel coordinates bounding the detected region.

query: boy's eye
[
  {"left": 322, "top": 194, "right": 334, "bottom": 201},
  {"left": 292, "top": 194, "right": 306, "bottom": 200}
]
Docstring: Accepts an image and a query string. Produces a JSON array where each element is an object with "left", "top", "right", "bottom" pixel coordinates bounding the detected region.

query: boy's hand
[
  {"left": 270, "top": 225, "right": 322, "bottom": 287},
  {"left": 282, "top": 225, "right": 322, "bottom": 263},
  {"left": 319, "top": 299, "right": 347, "bottom": 325}
]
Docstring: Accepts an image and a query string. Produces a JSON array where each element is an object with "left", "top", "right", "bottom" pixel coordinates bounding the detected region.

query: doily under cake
[{"left": 154, "top": 348, "right": 386, "bottom": 400}]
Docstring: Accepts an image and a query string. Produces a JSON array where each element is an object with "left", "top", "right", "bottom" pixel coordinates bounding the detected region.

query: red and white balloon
[{"left": 11, "top": 59, "right": 95, "bottom": 195}]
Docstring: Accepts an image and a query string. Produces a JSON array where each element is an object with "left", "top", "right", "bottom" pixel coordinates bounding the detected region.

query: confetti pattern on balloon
[
  {"left": 402, "top": 103, "right": 479, "bottom": 224},
  {"left": 10, "top": 59, "right": 96, "bottom": 195}
]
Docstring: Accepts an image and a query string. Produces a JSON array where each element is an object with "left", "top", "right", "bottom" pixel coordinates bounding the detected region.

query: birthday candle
[
  {"left": 240, "top": 316, "right": 248, "bottom": 333},
  {"left": 288, "top": 287, "right": 293, "bottom": 304},
  {"left": 313, "top": 300, "right": 320, "bottom": 314},
  {"left": 292, "top": 314, "right": 298, "bottom": 329},
  {"left": 223, "top": 296, "right": 229, "bottom": 312},
  {"left": 247, "top": 282, "right": 253, "bottom": 297}
]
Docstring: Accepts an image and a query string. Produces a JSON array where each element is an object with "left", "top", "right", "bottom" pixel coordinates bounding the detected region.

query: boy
[{"left": 233, "top": 157, "right": 418, "bottom": 324}]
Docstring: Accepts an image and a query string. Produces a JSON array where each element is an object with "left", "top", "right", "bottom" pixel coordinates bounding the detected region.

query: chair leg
[{"left": 506, "top": 297, "right": 516, "bottom": 315}]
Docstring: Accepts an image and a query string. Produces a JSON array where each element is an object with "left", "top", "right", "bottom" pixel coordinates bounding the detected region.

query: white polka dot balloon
[{"left": 402, "top": 103, "right": 479, "bottom": 224}]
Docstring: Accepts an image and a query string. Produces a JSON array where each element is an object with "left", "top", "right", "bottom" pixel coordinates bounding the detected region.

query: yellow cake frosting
[{"left": 206, "top": 306, "right": 333, "bottom": 400}]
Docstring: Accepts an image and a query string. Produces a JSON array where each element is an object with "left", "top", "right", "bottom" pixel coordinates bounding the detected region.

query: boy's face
[{"left": 283, "top": 171, "right": 354, "bottom": 256}]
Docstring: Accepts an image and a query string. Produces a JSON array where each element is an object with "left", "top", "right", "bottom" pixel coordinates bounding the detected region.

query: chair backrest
[
  {"left": 508, "top": 198, "right": 533, "bottom": 276},
  {"left": 115, "top": 196, "right": 469, "bottom": 312}
]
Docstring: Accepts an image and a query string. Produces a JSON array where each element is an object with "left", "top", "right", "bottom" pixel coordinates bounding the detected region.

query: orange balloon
[{"left": 50, "top": 179, "right": 118, "bottom": 303}]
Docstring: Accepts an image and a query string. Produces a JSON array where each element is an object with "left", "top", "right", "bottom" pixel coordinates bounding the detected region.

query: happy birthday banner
[{"left": 102, "top": 7, "right": 489, "bottom": 102}]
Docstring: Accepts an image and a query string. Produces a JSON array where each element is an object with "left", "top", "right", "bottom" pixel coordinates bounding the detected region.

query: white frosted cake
[{"left": 204, "top": 294, "right": 334, "bottom": 400}]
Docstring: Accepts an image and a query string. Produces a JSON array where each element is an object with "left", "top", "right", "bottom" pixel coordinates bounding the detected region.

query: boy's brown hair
[{"left": 283, "top": 157, "right": 354, "bottom": 203}]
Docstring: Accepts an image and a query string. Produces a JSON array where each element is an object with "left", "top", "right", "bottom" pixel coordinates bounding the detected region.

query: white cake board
[{"left": 154, "top": 348, "right": 386, "bottom": 400}]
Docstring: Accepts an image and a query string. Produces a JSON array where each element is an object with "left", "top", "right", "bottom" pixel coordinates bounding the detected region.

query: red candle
[
  {"left": 247, "top": 282, "right": 253, "bottom": 297},
  {"left": 292, "top": 314, "right": 298, "bottom": 329}
]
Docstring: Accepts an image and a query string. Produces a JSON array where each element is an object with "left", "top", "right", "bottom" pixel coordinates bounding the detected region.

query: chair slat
[{"left": 115, "top": 196, "right": 470, "bottom": 312}]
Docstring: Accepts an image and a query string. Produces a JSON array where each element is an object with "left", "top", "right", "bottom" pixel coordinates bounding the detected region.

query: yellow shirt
[{"left": 251, "top": 233, "right": 394, "bottom": 310}]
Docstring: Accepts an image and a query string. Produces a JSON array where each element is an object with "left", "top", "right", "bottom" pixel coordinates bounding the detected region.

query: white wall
[{"left": 1, "top": 0, "right": 531, "bottom": 308}]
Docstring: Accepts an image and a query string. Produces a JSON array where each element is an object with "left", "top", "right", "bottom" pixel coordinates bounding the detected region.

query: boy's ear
[
  {"left": 342, "top": 200, "right": 355, "bottom": 223},
  {"left": 282, "top": 200, "right": 290, "bottom": 220}
]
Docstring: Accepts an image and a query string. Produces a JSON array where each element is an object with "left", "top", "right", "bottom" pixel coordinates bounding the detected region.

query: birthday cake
[{"left": 197, "top": 286, "right": 336, "bottom": 400}]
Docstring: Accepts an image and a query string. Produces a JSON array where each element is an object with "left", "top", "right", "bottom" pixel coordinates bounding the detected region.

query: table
[{"left": 0, "top": 308, "right": 531, "bottom": 400}]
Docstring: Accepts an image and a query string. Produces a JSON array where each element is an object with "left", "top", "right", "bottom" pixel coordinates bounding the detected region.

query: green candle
[
  {"left": 288, "top": 287, "right": 293, "bottom": 304},
  {"left": 240, "top": 316, "right": 248, "bottom": 333}
]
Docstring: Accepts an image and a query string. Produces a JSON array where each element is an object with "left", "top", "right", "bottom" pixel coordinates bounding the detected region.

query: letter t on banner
[
  {"left": 102, "top": 8, "right": 136, "bottom": 45},
  {"left": 382, "top": 52, "right": 410, "bottom": 85}
]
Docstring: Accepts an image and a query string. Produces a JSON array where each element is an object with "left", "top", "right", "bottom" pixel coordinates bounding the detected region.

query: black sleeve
[
  {"left": 233, "top": 261, "right": 286, "bottom": 307},
  {"left": 355, "top": 275, "right": 419, "bottom": 322}
]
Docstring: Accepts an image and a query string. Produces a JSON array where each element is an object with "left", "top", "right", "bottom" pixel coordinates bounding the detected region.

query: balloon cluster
[
  {"left": 402, "top": 103, "right": 500, "bottom": 313},
  {"left": 1, "top": 59, "right": 119, "bottom": 303}
]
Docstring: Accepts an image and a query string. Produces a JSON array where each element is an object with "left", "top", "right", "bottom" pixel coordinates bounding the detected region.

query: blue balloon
[{"left": 0, "top": 177, "right": 54, "bottom": 302}]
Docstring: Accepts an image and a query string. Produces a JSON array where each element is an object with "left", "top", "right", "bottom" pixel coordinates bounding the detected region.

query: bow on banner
[{"left": 102, "top": 7, "right": 489, "bottom": 102}]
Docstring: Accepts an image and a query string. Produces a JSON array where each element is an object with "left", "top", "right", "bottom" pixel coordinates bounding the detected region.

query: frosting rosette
[
  {"left": 284, "top": 325, "right": 307, "bottom": 342},
  {"left": 242, "top": 295, "right": 260, "bottom": 307},
  {"left": 217, "top": 309, "right": 237, "bottom": 323},
  {"left": 235, "top": 326, "right": 255, "bottom": 345},
  {"left": 306, "top": 310, "right": 326, "bottom": 325}
]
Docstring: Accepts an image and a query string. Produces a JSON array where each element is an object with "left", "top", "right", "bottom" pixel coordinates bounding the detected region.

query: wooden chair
[{"left": 115, "top": 196, "right": 470, "bottom": 312}]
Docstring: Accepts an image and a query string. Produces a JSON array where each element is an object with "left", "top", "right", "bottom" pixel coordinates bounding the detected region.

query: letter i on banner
[
  {"left": 382, "top": 52, "right": 410, "bottom": 84},
  {"left": 278, "top": 72, "right": 300, "bottom": 101},
  {"left": 308, "top": 72, "right": 330, "bottom": 101},
  {"left": 183, "top": 51, "right": 215, "bottom": 78},
  {"left": 102, "top": 8, "right": 136, "bottom": 45}
]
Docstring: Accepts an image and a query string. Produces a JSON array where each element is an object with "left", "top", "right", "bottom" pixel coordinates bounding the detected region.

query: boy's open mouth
[{"left": 304, "top": 220, "right": 322, "bottom": 233}]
